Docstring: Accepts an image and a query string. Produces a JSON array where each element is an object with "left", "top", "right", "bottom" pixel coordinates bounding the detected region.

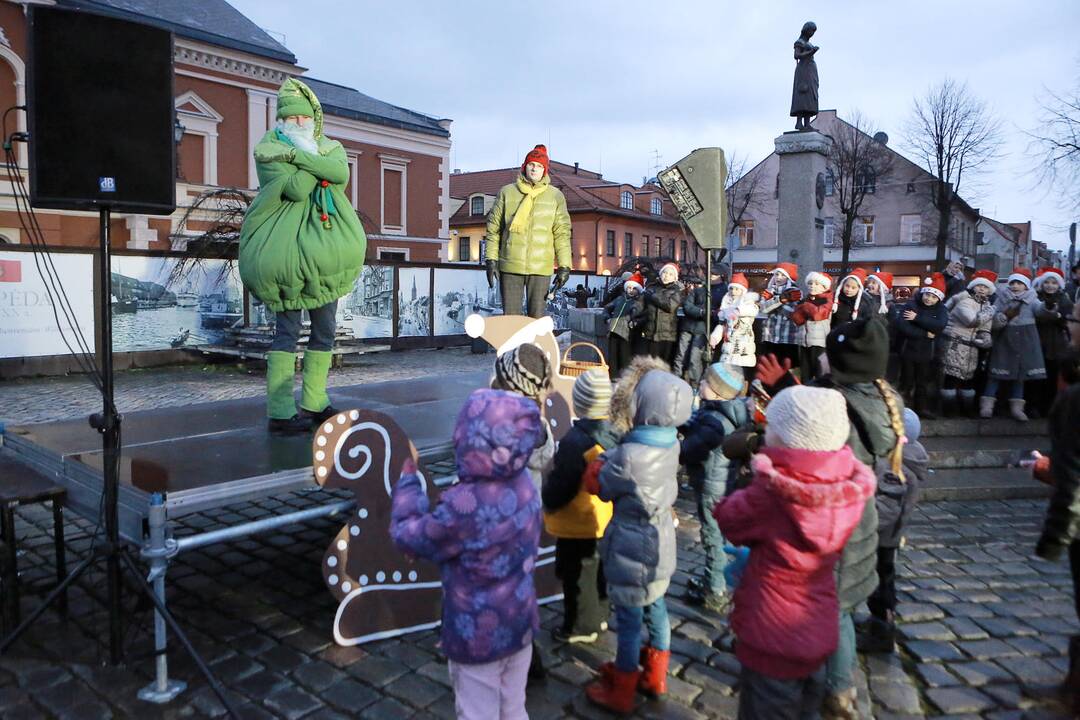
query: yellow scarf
[{"left": 509, "top": 175, "right": 549, "bottom": 234}]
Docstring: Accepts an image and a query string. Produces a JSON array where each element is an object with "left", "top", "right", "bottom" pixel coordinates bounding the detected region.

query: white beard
[{"left": 276, "top": 119, "right": 318, "bottom": 154}]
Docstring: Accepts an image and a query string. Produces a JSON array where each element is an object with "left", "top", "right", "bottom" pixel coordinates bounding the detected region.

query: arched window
[
  {"left": 620, "top": 190, "right": 633, "bottom": 210},
  {"left": 824, "top": 168, "right": 835, "bottom": 196},
  {"left": 470, "top": 196, "right": 485, "bottom": 216},
  {"left": 856, "top": 165, "right": 876, "bottom": 194},
  {"left": 650, "top": 198, "right": 662, "bottom": 215}
]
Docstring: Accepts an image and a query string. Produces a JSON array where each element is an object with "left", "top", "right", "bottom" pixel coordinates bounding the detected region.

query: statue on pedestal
[{"left": 791, "top": 21, "right": 820, "bottom": 131}]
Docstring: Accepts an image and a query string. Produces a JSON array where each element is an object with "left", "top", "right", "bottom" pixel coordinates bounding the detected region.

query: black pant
[
  {"left": 1033, "top": 360, "right": 1061, "bottom": 415},
  {"left": 647, "top": 340, "right": 676, "bottom": 366},
  {"left": 674, "top": 331, "right": 707, "bottom": 385},
  {"left": 901, "top": 359, "right": 937, "bottom": 412},
  {"left": 270, "top": 300, "right": 338, "bottom": 352},
  {"left": 738, "top": 665, "right": 826, "bottom": 720},
  {"left": 608, "top": 335, "right": 633, "bottom": 380},
  {"left": 800, "top": 346, "right": 825, "bottom": 382},
  {"left": 500, "top": 273, "right": 549, "bottom": 319},
  {"left": 867, "top": 546, "right": 897, "bottom": 619},
  {"left": 554, "top": 538, "right": 608, "bottom": 635}
]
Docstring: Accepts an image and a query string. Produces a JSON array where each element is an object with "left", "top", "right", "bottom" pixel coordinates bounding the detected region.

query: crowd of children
[{"left": 386, "top": 259, "right": 1078, "bottom": 719}]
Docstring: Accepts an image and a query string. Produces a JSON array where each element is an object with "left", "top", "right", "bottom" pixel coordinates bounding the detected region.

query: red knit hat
[
  {"left": 728, "top": 272, "right": 749, "bottom": 290},
  {"left": 522, "top": 144, "right": 550, "bottom": 176},
  {"left": 967, "top": 269, "right": 998, "bottom": 292},
  {"left": 1034, "top": 266, "right": 1065, "bottom": 289},
  {"left": 1007, "top": 267, "right": 1033, "bottom": 289},
  {"left": 773, "top": 262, "right": 798, "bottom": 282},
  {"left": 841, "top": 267, "right": 869, "bottom": 288},
  {"left": 624, "top": 272, "right": 645, "bottom": 293},
  {"left": 921, "top": 272, "right": 947, "bottom": 300},
  {"left": 869, "top": 271, "right": 893, "bottom": 292}
]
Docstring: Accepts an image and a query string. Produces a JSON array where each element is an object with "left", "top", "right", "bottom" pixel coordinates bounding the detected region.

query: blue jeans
[
  {"left": 614, "top": 599, "right": 670, "bottom": 672},
  {"left": 983, "top": 378, "right": 1024, "bottom": 400},
  {"left": 696, "top": 481, "right": 728, "bottom": 594},
  {"left": 825, "top": 611, "right": 856, "bottom": 693},
  {"left": 270, "top": 300, "right": 338, "bottom": 352}
]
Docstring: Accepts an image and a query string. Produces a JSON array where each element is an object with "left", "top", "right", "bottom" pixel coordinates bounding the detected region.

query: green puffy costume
[{"left": 239, "top": 79, "right": 366, "bottom": 420}]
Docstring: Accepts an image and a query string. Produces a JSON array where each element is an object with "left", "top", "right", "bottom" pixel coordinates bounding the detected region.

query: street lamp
[{"left": 174, "top": 118, "right": 186, "bottom": 181}]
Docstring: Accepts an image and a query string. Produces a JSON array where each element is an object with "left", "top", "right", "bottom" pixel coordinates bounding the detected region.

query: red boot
[
  {"left": 586, "top": 662, "right": 641, "bottom": 714},
  {"left": 638, "top": 646, "right": 671, "bottom": 697}
]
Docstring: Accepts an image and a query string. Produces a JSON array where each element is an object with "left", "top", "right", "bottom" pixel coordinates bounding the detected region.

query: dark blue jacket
[
  {"left": 679, "top": 398, "right": 750, "bottom": 493},
  {"left": 894, "top": 294, "right": 949, "bottom": 361}
]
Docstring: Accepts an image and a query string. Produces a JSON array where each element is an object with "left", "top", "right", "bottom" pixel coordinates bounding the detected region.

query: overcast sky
[{"left": 230, "top": 0, "right": 1078, "bottom": 253}]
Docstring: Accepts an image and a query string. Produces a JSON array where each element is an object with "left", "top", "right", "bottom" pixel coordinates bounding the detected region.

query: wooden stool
[{"left": 0, "top": 455, "right": 68, "bottom": 632}]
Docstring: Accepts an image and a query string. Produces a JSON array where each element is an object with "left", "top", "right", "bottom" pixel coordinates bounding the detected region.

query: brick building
[
  {"left": 448, "top": 161, "right": 698, "bottom": 275},
  {"left": 0, "top": 0, "right": 453, "bottom": 262}
]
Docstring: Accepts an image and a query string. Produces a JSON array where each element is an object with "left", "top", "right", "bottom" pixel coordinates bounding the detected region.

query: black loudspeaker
[{"left": 28, "top": 7, "right": 175, "bottom": 215}]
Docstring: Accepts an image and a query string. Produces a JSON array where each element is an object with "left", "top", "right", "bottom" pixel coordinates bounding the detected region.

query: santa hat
[
  {"left": 1033, "top": 266, "right": 1065, "bottom": 289},
  {"left": 623, "top": 272, "right": 645, "bottom": 293},
  {"left": 659, "top": 262, "right": 680, "bottom": 278},
  {"left": 869, "top": 271, "right": 893, "bottom": 292},
  {"left": 833, "top": 267, "right": 870, "bottom": 319},
  {"left": 967, "top": 269, "right": 998, "bottom": 293},
  {"left": 840, "top": 267, "right": 869, "bottom": 289},
  {"left": 805, "top": 271, "right": 832, "bottom": 291},
  {"left": 728, "top": 272, "right": 749, "bottom": 290},
  {"left": 772, "top": 262, "right": 798, "bottom": 283},
  {"left": 920, "top": 273, "right": 947, "bottom": 300},
  {"left": 522, "top": 144, "right": 550, "bottom": 176},
  {"left": 765, "top": 386, "right": 850, "bottom": 452},
  {"left": 1007, "top": 267, "right": 1033, "bottom": 289}
]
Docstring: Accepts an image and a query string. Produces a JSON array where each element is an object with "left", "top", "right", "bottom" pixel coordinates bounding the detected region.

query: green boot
[
  {"left": 266, "top": 350, "right": 298, "bottom": 419},
  {"left": 300, "top": 349, "right": 335, "bottom": 423}
]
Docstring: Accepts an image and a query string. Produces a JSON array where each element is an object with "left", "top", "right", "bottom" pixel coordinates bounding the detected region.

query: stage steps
[{"left": 918, "top": 415, "right": 1051, "bottom": 502}]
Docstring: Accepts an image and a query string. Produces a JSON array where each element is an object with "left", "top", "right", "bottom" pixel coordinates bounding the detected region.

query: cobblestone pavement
[
  {"left": 0, "top": 488, "right": 1075, "bottom": 718},
  {"left": 0, "top": 346, "right": 493, "bottom": 426}
]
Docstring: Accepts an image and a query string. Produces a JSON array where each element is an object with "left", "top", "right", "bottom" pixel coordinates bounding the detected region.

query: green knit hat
[{"left": 277, "top": 78, "right": 319, "bottom": 128}]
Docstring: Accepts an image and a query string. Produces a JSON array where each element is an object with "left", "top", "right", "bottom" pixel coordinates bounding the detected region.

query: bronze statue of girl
[{"left": 791, "top": 21, "right": 819, "bottom": 131}]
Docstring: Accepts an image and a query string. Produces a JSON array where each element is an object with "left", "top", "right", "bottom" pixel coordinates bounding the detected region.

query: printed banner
[{"left": 0, "top": 251, "right": 96, "bottom": 359}]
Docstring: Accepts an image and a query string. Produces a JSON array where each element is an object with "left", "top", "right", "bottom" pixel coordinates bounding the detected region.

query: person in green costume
[
  {"left": 484, "top": 144, "right": 572, "bottom": 318},
  {"left": 239, "top": 78, "right": 366, "bottom": 434}
]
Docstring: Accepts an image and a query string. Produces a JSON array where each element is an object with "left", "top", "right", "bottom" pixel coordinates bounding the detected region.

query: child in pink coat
[{"left": 714, "top": 385, "right": 876, "bottom": 720}]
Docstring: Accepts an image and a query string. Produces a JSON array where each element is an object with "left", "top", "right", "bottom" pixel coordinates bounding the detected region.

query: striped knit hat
[
  {"left": 704, "top": 362, "right": 745, "bottom": 400},
  {"left": 572, "top": 369, "right": 613, "bottom": 419},
  {"left": 492, "top": 343, "right": 551, "bottom": 401}
]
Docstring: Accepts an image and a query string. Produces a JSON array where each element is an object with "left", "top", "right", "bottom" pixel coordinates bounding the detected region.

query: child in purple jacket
[{"left": 390, "top": 388, "right": 544, "bottom": 720}]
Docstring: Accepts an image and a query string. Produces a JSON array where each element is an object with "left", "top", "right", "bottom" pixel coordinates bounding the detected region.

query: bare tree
[
  {"left": 904, "top": 79, "right": 1002, "bottom": 267},
  {"left": 830, "top": 111, "right": 895, "bottom": 276},
  {"left": 724, "top": 151, "right": 768, "bottom": 248},
  {"left": 166, "top": 187, "right": 252, "bottom": 287},
  {"left": 1029, "top": 80, "right": 1080, "bottom": 212}
]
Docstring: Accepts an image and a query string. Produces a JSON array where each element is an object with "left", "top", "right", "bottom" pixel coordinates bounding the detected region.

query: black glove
[
  {"left": 485, "top": 259, "right": 499, "bottom": 289},
  {"left": 553, "top": 267, "right": 571, "bottom": 291}
]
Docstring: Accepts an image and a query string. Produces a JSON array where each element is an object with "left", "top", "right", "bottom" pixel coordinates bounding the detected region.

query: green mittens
[
  {"left": 266, "top": 351, "right": 298, "bottom": 419},
  {"left": 301, "top": 349, "right": 333, "bottom": 413}
]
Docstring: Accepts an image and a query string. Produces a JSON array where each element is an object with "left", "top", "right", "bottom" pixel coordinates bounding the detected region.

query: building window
[
  {"left": 458, "top": 236, "right": 471, "bottom": 262},
  {"left": 667, "top": 238, "right": 675, "bottom": 258},
  {"left": 906, "top": 182, "right": 916, "bottom": 194},
  {"left": 620, "top": 190, "right": 633, "bottom": 210},
  {"left": 650, "top": 197, "right": 662, "bottom": 215},
  {"left": 624, "top": 232, "right": 633, "bottom": 257},
  {"left": 655, "top": 237, "right": 663, "bottom": 256},
  {"left": 470, "top": 196, "right": 484, "bottom": 216},
  {"left": 380, "top": 154, "right": 410, "bottom": 235},
  {"left": 378, "top": 249, "right": 408, "bottom": 262},
  {"left": 606, "top": 229, "right": 616, "bottom": 256},
  {"left": 856, "top": 165, "right": 876, "bottom": 194},
  {"left": 900, "top": 214, "right": 921, "bottom": 245},
  {"left": 479, "top": 238, "right": 486, "bottom": 260},
  {"left": 824, "top": 168, "right": 835, "bottom": 196},
  {"left": 774, "top": 174, "right": 780, "bottom": 199},
  {"left": 641, "top": 235, "right": 649, "bottom": 256},
  {"left": 737, "top": 220, "right": 755, "bottom": 247},
  {"left": 693, "top": 243, "right": 699, "bottom": 262},
  {"left": 823, "top": 217, "right": 835, "bottom": 246},
  {"left": 857, "top": 217, "right": 875, "bottom": 245},
  {"left": 680, "top": 239, "right": 687, "bottom": 260}
]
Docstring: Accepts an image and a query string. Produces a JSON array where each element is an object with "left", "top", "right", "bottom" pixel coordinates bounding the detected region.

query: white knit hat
[
  {"left": 764, "top": 386, "right": 850, "bottom": 452},
  {"left": 805, "top": 271, "right": 832, "bottom": 290}
]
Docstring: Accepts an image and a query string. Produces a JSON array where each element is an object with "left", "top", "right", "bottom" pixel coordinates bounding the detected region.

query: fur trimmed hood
[
  {"left": 610, "top": 356, "right": 671, "bottom": 435},
  {"left": 751, "top": 445, "right": 876, "bottom": 552}
]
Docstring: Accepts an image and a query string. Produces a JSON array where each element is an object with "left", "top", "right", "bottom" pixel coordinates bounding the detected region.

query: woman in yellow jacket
[
  {"left": 542, "top": 369, "right": 618, "bottom": 643},
  {"left": 484, "top": 144, "right": 573, "bottom": 318}
]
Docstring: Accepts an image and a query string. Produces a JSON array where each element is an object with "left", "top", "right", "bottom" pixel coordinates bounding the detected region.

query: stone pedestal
[
  {"left": 567, "top": 308, "right": 609, "bottom": 358},
  {"left": 774, "top": 131, "right": 832, "bottom": 279}
]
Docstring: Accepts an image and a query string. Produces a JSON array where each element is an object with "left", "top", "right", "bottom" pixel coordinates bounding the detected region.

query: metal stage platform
[{"left": 0, "top": 371, "right": 486, "bottom": 703}]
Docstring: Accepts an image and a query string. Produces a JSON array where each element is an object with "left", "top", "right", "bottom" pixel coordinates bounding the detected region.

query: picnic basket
[{"left": 560, "top": 342, "right": 608, "bottom": 378}]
